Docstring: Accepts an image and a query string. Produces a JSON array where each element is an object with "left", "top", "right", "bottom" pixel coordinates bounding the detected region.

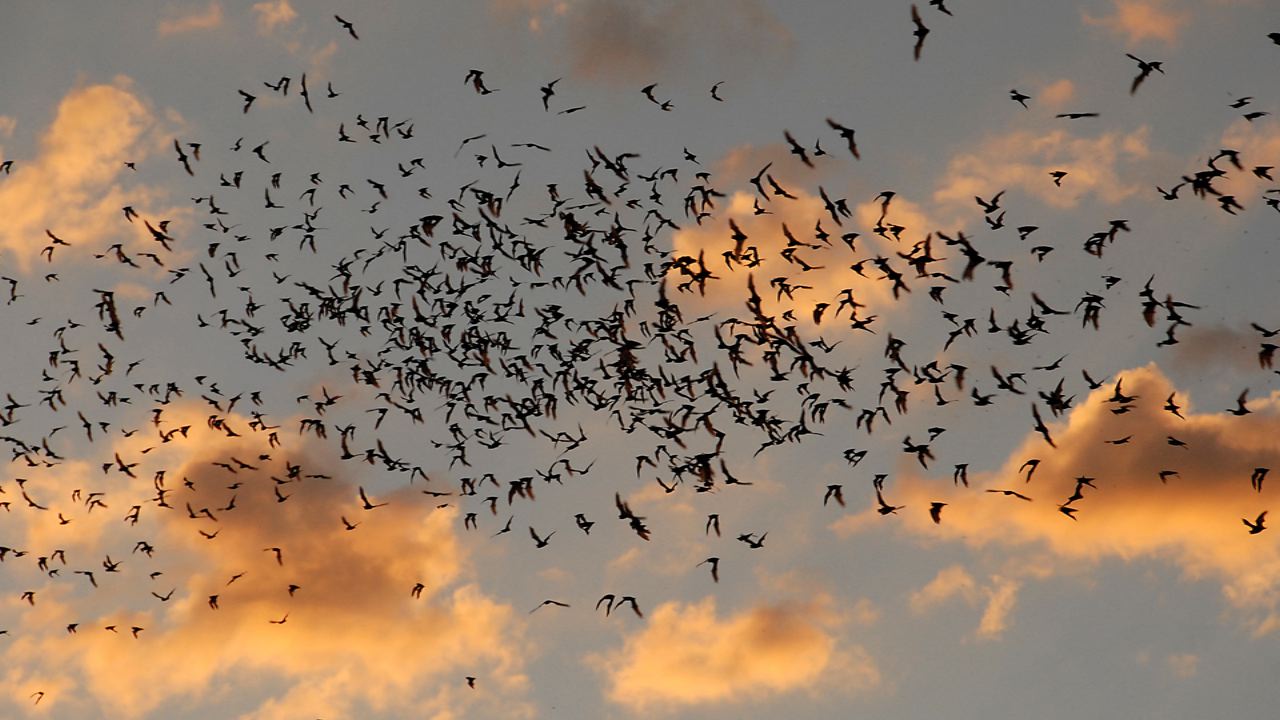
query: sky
[{"left": 1, "top": 0, "right": 1280, "bottom": 718}]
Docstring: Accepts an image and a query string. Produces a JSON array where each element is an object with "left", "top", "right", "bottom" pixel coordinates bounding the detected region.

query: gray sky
[{"left": 2, "top": 0, "right": 1280, "bottom": 718}]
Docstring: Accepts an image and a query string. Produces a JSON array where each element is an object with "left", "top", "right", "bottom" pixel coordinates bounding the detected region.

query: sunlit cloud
[
  {"left": 851, "top": 193, "right": 948, "bottom": 246},
  {"left": 910, "top": 564, "right": 979, "bottom": 612},
  {"left": 595, "top": 594, "right": 877, "bottom": 711},
  {"left": 0, "top": 407, "right": 530, "bottom": 717},
  {"left": 669, "top": 189, "right": 901, "bottom": 328},
  {"left": 157, "top": 1, "right": 224, "bottom": 36},
  {"left": 844, "top": 364, "right": 1280, "bottom": 631},
  {"left": 1082, "top": 0, "right": 1190, "bottom": 45},
  {"left": 1038, "top": 79, "right": 1076, "bottom": 111},
  {"left": 910, "top": 565, "right": 1020, "bottom": 639},
  {"left": 1212, "top": 116, "right": 1280, "bottom": 205},
  {"left": 933, "top": 126, "right": 1152, "bottom": 209},
  {"left": 976, "top": 576, "right": 1020, "bottom": 639},
  {"left": 0, "top": 78, "right": 182, "bottom": 273}
]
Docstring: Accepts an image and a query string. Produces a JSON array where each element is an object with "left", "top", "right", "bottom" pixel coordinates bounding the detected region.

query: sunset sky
[{"left": 2, "top": 1, "right": 1280, "bottom": 718}]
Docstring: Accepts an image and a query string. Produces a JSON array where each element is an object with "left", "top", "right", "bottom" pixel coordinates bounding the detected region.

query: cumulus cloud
[
  {"left": 0, "top": 78, "right": 182, "bottom": 273},
  {"left": 1083, "top": 0, "right": 1190, "bottom": 45},
  {"left": 156, "top": 1, "right": 224, "bottom": 36},
  {"left": 933, "top": 126, "right": 1152, "bottom": 209},
  {"left": 595, "top": 595, "right": 876, "bottom": 711},
  {"left": 0, "top": 406, "right": 529, "bottom": 718},
  {"left": 853, "top": 364, "right": 1280, "bottom": 631}
]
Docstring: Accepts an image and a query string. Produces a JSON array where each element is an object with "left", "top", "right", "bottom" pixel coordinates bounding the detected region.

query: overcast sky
[{"left": 2, "top": 1, "right": 1280, "bottom": 718}]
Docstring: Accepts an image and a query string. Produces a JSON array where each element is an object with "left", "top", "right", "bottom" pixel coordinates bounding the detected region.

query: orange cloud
[
  {"left": 1083, "top": 0, "right": 1189, "bottom": 45},
  {"left": 1038, "top": 79, "right": 1076, "bottom": 111},
  {"left": 0, "top": 78, "right": 183, "bottom": 273},
  {"left": 669, "top": 189, "right": 901, "bottom": 328},
  {"left": 851, "top": 193, "right": 947, "bottom": 247},
  {"left": 975, "top": 576, "right": 1020, "bottom": 639},
  {"left": 933, "top": 126, "right": 1152, "bottom": 209},
  {"left": 596, "top": 595, "right": 877, "bottom": 711},
  {"left": 860, "top": 364, "right": 1280, "bottom": 630},
  {"left": 157, "top": 1, "right": 224, "bottom": 36},
  {"left": 0, "top": 407, "right": 529, "bottom": 717},
  {"left": 909, "top": 565, "right": 1020, "bottom": 639},
  {"left": 911, "top": 565, "right": 979, "bottom": 611}
]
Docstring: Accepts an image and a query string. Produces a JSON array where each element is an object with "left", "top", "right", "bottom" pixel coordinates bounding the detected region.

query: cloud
[
  {"left": 1166, "top": 652, "right": 1199, "bottom": 678},
  {"left": 1214, "top": 116, "right": 1280, "bottom": 205},
  {"left": 910, "top": 564, "right": 979, "bottom": 612},
  {"left": 308, "top": 39, "right": 339, "bottom": 70},
  {"left": 852, "top": 193, "right": 948, "bottom": 246},
  {"left": 1083, "top": 0, "right": 1190, "bottom": 45},
  {"left": 863, "top": 364, "right": 1280, "bottom": 630},
  {"left": 976, "top": 576, "right": 1020, "bottom": 639},
  {"left": 157, "top": 1, "right": 224, "bottom": 36},
  {"left": 932, "top": 126, "right": 1152, "bottom": 209},
  {"left": 1038, "top": 79, "right": 1076, "bottom": 111},
  {"left": 596, "top": 595, "right": 877, "bottom": 711},
  {"left": 0, "top": 115, "right": 15, "bottom": 139},
  {"left": 713, "top": 142, "right": 834, "bottom": 186},
  {"left": 248, "top": 0, "right": 339, "bottom": 71},
  {"left": 1222, "top": 115, "right": 1280, "bottom": 159},
  {"left": 0, "top": 407, "right": 530, "bottom": 718},
  {"left": 495, "top": 0, "right": 792, "bottom": 84},
  {"left": 490, "top": 0, "right": 571, "bottom": 33},
  {"left": 909, "top": 565, "right": 1020, "bottom": 639},
  {"left": 252, "top": 0, "right": 297, "bottom": 35},
  {"left": 0, "top": 78, "right": 182, "bottom": 273},
  {"left": 668, "top": 186, "right": 904, "bottom": 328}
]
